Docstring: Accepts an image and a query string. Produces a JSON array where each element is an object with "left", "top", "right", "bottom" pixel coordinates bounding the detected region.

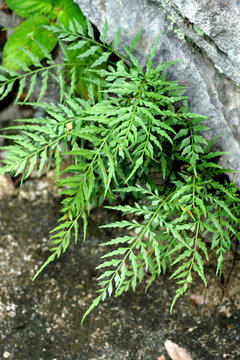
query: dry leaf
[
  {"left": 164, "top": 340, "right": 192, "bottom": 360},
  {"left": 220, "top": 305, "right": 232, "bottom": 318},
  {"left": 157, "top": 356, "right": 166, "bottom": 360},
  {"left": 190, "top": 293, "right": 206, "bottom": 305}
]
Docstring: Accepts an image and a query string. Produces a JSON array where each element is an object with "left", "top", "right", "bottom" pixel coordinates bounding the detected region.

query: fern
[
  {"left": 0, "top": 18, "right": 239, "bottom": 323},
  {"left": 86, "top": 142, "right": 240, "bottom": 320}
]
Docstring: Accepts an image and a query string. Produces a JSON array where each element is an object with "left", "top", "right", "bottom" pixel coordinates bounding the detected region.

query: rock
[
  {"left": 3, "top": 351, "right": 11, "bottom": 359},
  {"left": 74, "top": 0, "right": 240, "bottom": 184},
  {"left": 0, "top": 174, "right": 16, "bottom": 199},
  {"left": 0, "top": 103, "right": 33, "bottom": 125},
  {"left": 0, "top": 1, "right": 23, "bottom": 36}
]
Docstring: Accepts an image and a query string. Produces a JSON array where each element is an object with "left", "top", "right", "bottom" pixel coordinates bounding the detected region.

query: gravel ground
[{"left": 0, "top": 174, "right": 240, "bottom": 360}]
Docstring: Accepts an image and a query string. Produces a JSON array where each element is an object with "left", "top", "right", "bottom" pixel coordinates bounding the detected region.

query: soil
[{"left": 0, "top": 174, "right": 240, "bottom": 360}]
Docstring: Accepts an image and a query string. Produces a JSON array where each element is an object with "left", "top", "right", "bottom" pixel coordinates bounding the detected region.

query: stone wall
[{"left": 74, "top": 0, "right": 240, "bottom": 183}]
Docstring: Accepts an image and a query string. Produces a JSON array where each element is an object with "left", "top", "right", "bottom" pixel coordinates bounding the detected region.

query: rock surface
[{"left": 74, "top": 0, "right": 240, "bottom": 183}]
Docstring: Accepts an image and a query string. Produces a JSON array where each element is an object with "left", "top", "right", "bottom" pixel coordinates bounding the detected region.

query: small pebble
[{"left": 3, "top": 351, "right": 10, "bottom": 359}]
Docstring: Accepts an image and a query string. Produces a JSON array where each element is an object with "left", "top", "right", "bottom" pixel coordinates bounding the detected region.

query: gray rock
[
  {"left": 74, "top": 0, "right": 240, "bottom": 183},
  {"left": 0, "top": 2, "right": 23, "bottom": 36}
]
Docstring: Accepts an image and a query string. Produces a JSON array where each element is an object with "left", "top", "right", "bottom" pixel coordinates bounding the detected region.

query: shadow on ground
[{"left": 0, "top": 175, "right": 240, "bottom": 360}]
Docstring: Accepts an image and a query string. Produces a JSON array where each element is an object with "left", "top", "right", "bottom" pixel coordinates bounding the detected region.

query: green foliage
[
  {"left": 5, "top": 0, "right": 53, "bottom": 18},
  {"left": 3, "top": 16, "right": 57, "bottom": 71},
  {"left": 0, "top": 16, "right": 240, "bottom": 324},
  {"left": 51, "top": 0, "right": 86, "bottom": 29},
  {"left": 5, "top": 0, "right": 86, "bottom": 26},
  {"left": 3, "top": 0, "right": 86, "bottom": 71}
]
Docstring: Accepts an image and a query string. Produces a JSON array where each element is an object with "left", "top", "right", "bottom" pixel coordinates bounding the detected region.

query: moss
[
  {"left": 164, "top": 0, "right": 173, "bottom": 5},
  {"left": 174, "top": 28, "right": 186, "bottom": 41},
  {"left": 167, "top": 16, "right": 186, "bottom": 42},
  {"left": 193, "top": 25, "right": 205, "bottom": 37}
]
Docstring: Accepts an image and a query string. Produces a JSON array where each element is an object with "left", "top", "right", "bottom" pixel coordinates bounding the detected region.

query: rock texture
[{"left": 74, "top": 0, "right": 240, "bottom": 183}]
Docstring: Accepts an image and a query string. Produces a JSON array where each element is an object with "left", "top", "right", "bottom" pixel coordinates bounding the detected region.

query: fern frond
[{"left": 1, "top": 17, "right": 239, "bottom": 322}]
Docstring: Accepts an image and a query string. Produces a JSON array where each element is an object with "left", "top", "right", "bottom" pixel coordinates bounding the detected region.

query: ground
[{"left": 0, "top": 173, "right": 240, "bottom": 360}]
